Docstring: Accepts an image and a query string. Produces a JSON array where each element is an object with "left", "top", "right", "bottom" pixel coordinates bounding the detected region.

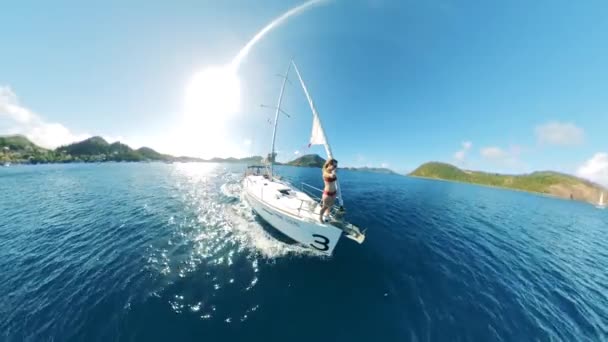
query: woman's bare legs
[
  {"left": 319, "top": 196, "right": 335, "bottom": 223},
  {"left": 319, "top": 205, "right": 328, "bottom": 223},
  {"left": 319, "top": 195, "right": 328, "bottom": 222}
]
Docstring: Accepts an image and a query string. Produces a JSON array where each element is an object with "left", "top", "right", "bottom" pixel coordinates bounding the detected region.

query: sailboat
[
  {"left": 242, "top": 61, "right": 365, "bottom": 255},
  {"left": 597, "top": 191, "right": 606, "bottom": 209}
]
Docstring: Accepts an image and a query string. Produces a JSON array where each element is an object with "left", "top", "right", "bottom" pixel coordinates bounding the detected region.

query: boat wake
[
  {"left": 218, "top": 173, "right": 320, "bottom": 257},
  {"left": 219, "top": 181, "right": 241, "bottom": 201},
  {"left": 146, "top": 168, "right": 323, "bottom": 322}
]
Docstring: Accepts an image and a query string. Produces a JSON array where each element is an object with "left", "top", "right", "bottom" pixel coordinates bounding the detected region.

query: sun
[
  {"left": 176, "top": 64, "right": 243, "bottom": 159},
  {"left": 184, "top": 64, "right": 241, "bottom": 126}
]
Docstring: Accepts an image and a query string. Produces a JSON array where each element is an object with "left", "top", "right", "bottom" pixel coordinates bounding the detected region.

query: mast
[
  {"left": 269, "top": 62, "right": 292, "bottom": 179},
  {"left": 291, "top": 61, "right": 344, "bottom": 207}
]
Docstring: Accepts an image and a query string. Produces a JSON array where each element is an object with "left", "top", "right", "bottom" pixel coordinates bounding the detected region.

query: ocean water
[{"left": 1, "top": 163, "right": 607, "bottom": 342}]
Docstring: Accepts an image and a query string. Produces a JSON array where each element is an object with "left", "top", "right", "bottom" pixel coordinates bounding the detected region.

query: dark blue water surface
[{"left": 1, "top": 163, "right": 607, "bottom": 342}]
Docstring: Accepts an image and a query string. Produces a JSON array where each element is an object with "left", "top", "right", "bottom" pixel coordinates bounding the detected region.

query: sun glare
[
  {"left": 176, "top": 64, "right": 244, "bottom": 159},
  {"left": 184, "top": 65, "right": 241, "bottom": 126}
]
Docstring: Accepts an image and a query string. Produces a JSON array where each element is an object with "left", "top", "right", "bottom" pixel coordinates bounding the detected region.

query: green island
[
  {"left": 285, "top": 154, "right": 398, "bottom": 175},
  {"left": 0, "top": 135, "right": 262, "bottom": 164},
  {"left": 0, "top": 137, "right": 391, "bottom": 175},
  {"left": 410, "top": 162, "right": 605, "bottom": 204},
  {"left": 342, "top": 166, "right": 398, "bottom": 175},
  {"left": 285, "top": 154, "right": 326, "bottom": 167}
]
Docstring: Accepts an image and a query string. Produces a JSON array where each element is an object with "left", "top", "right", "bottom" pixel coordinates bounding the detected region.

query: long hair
[{"left": 323, "top": 158, "right": 337, "bottom": 171}]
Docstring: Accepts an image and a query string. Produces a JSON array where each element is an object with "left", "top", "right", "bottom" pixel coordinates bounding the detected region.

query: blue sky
[{"left": 1, "top": 0, "right": 607, "bottom": 183}]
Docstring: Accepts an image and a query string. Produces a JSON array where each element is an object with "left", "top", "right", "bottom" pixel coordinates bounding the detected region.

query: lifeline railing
[
  {"left": 300, "top": 182, "right": 323, "bottom": 202},
  {"left": 300, "top": 182, "right": 343, "bottom": 214},
  {"left": 301, "top": 182, "right": 341, "bottom": 201},
  {"left": 243, "top": 176, "right": 342, "bottom": 217}
]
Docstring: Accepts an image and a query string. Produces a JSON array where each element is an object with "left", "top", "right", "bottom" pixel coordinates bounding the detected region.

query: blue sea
[{"left": 1, "top": 163, "right": 607, "bottom": 342}]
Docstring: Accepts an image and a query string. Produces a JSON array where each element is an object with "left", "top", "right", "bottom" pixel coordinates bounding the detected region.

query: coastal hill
[
  {"left": 58, "top": 136, "right": 174, "bottom": 162},
  {"left": 0, "top": 135, "right": 44, "bottom": 152},
  {"left": 342, "top": 166, "right": 397, "bottom": 175},
  {"left": 286, "top": 154, "right": 326, "bottom": 167},
  {"left": 0, "top": 135, "right": 262, "bottom": 164},
  {"left": 284, "top": 154, "right": 399, "bottom": 175},
  {"left": 208, "top": 156, "right": 263, "bottom": 164},
  {"left": 6, "top": 135, "right": 601, "bottom": 203},
  {"left": 1, "top": 136, "right": 396, "bottom": 175},
  {"left": 410, "top": 162, "right": 605, "bottom": 203}
]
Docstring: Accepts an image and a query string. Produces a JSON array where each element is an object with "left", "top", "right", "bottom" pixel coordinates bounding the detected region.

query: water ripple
[{"left": 1, "top": 164, "right": 607, "bottom": 341}]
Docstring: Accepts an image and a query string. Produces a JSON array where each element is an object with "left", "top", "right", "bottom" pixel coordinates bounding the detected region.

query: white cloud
[
  {"left": 577, "top": 153, "right": 608, "bottom": 187},
  {"left": 536, "top": 121, "right": 584, "bottom": 146},
  {"left": 0, "top": 86, "right": 89, "bottom": 148},
  {"left": 453, "top": 151, "right": 465, "bottom": 161},
  {"left": 453, "top": 141, "right": 472, "bottom": 163},
  {"left": 381, "top": 162, "right": 389, "bottom": 168},
  {"left": 480, "top": 146, "right": 506, "bottom": 159},
  {"left": 479, "top": 145, "right": 526, "bottom": 172},
  {"left": 0, "top": 85, "right": 249, "bottom": 158},
  {"left": 294, "top": 150, "right": 300, "bottom": 155}
]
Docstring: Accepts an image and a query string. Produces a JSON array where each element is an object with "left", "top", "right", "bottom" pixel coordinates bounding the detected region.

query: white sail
[
  {"left": 291, "top": 61, "right": 343, "bottom": 207},
  {"left": 310, "top": 115, "right": 327, "bottom": 146},
  {"left": 600, "top": 192, "right": 605, "bottom": 206}
]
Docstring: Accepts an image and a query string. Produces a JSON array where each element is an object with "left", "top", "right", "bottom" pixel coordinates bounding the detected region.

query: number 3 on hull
[{"left": 243, "top": 186, "right": 343, "bottom": 255}]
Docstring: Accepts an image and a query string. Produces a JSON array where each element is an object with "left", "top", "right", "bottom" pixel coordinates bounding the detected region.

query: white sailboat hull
[{"left": 243, "top": 175, "right": 343, "bottom": 255}]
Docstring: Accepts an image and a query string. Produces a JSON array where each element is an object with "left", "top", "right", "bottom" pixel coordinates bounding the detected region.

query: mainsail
[{"left": 292, "top": 61, "right": 344, "bottom": 207}]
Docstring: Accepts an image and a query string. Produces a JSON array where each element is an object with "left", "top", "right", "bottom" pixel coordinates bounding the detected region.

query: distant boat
[
  {"left": 242, "top": 61, "right": 365, "bottom": 255},
  {"left": 597, "top": 192, "right": 606, "bottom": 209},
  {"left": 2, "top": 162, "right": 10, "bottom": 167}
]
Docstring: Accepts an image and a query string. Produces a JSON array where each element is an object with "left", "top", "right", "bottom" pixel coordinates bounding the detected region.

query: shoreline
[
  {"left": 2, "top": 160, "right": 403, "bottom": 176},
  {"left": 3, "top": 161, "right": 600, "bottom": 205},
  {"left": 407, "top": 175, "right": 597, "bottom": 205}
]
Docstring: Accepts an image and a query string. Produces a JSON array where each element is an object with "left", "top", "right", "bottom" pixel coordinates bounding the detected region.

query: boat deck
[
  {"left": 244, "top": 175, "right": 322, "bottom": 222},
  {"left": 244, "top": 175, "right": 366, "bottom": 244}
]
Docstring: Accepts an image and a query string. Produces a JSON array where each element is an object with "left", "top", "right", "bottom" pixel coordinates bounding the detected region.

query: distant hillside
[
  {"left": 343, "top": 166, "right": 398, "bottom": 175},
  {"left": 57, "top": 137, "right": 166, "bottom": 162},
  {"left": 173, "top": 156, "right": 205, "bottom": 162},
  {"left": 1, "top": 135, "right": 62, "bottom": 163},
  {"left": 1, "top": 135, "right": 182, "bottom": 164},
  {"left": 410, "top": 162, "right": 605, "bottom": 204},
  {"left": 283, "top": 155, "right": 398, "bottom": 174},
  {"left": 287, "top": 154, "right": 326, "bottom": 168},
  {"left": 0, "top": 135, "right": 46, "bottom": 152},
  {"left": 136, "top": 147, "right": 172, "bottom": 161},
  {"left": 59, "top": 136, "right": 109, "bottom": 156},
  {"left": 237, "top": 156, "right": 264, "bottom": 164},
  {"left": 0, "top": 134, "right": 263, "bottom": 165},
  {"left": 208, "top": 156, "right": 263, "bottom": 164}
]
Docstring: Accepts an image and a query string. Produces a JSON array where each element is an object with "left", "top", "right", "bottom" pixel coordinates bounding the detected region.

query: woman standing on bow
[{"left": 320, "top": 158, "right": 338, "bottom": 223}]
